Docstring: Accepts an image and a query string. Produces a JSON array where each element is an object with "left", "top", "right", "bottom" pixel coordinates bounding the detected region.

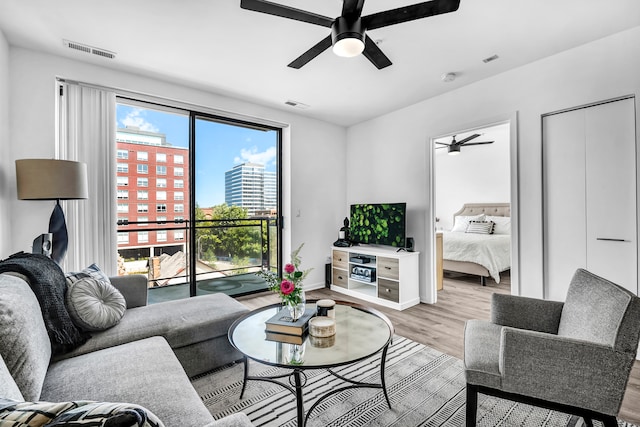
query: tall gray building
[{"left": 225, "top": 162, "right": 276, "bottom": 216}]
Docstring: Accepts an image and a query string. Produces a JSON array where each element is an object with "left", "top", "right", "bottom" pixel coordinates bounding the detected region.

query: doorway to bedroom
[{"left": 432, "top": 121, "right": 513, "bottom": 295}]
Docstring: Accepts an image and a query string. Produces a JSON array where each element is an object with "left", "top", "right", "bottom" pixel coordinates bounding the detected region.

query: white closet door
[
  {"left": 543, "top": 108, "right": 587, "bottom": 301},
  {"left": 585, "top": 98, "right": 637, "bottom": 294}
]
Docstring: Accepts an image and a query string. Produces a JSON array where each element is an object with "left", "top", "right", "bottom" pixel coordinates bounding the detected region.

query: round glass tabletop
[{"left": 229, "top": 302, "right": 392, "bottom": 369}]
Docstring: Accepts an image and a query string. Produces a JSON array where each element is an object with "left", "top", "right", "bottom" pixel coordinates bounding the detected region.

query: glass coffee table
[{"left": 228, "top": 301, "right": 394, "bottom": 426}]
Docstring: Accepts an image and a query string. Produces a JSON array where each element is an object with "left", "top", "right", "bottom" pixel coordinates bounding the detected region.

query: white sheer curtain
[{"left": 58, "top": 83, "right": 117, "bottom": 274}]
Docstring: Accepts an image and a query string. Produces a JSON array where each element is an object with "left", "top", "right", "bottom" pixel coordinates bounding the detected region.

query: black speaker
[
  {"left": 406, "top": 237, "right": 415, "bottom": 252},
  {"left": 32, "top": 233, "right": 53, "bottom": 257}
]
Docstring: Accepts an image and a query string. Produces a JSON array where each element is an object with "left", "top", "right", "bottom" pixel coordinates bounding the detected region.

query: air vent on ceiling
[
  {"left": 63, "top": 39, "right": 116, "bottom": 59},
  {"left": 284, "top": 100, "right": 310, "bottom": 110},
  {"left": 482, "top": 54, "right": 499, "bottom": 63}
]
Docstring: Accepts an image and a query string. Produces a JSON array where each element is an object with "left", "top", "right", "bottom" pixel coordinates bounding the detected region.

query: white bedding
[{"left": 442, "top": 231, "right": 511, "bottom": 283}]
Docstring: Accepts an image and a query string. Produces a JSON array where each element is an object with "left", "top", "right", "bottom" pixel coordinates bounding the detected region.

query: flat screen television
[{"left": 349, "top": 203, "right": 406, "bottom": 248}]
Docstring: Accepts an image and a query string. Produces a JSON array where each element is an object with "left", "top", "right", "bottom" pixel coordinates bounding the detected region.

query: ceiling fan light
[
  {"left": 448, "top": 145, "right": 461, "bottom": 155},
  {"left": 331, "top": 17, "right": 365, "bottom": 58},
  {"left": 333, "top": 37, "right": 365, "bottom": 57}
]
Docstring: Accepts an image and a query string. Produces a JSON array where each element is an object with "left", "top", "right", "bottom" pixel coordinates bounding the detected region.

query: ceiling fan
[
  {"left": 435, "top": 134, "right": 494, "bottom": 155},
  {"left": 239, "top": 0, "right": 461, "bottom": 69}
]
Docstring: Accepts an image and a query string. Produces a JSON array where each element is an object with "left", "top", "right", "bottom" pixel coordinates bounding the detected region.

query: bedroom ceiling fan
[
  {"left": 239, "top": 0, "right": 461, "bottom": 69},
  {"left": 435, "top": 134, "right": 494, "bottom": 155}
]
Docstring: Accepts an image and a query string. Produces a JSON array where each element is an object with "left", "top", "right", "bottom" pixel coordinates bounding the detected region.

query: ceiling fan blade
[
  {"left": 287, "top": 35, "right": 333, "bottom": 69},
  {"left": 455, "top": 133, "right": 481, "bottom": 145},
  {"left": 362, "top": 0, "right": 460, "bottom": 31},
  {"left": 462, "top": 141, "right": 494, "bottom": 146},
  {"left": 342, "top": 0, "right": 366, "bottom": 20},
  {"left": 435, "top": 141, "right": 451, "bottom": 146},
  {"left": 240, "top": 0, "right": 333, "bottom": 27},
  {"left": 362, "top": 35, "right": 392, "bottom": 69}
]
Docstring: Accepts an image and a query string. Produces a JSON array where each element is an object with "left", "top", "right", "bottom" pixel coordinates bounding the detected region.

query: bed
[{"left": 442, "top": 203, "right": 511, "bottom": 286}]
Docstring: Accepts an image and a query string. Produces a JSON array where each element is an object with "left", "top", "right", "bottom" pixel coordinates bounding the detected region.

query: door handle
[{"left": 596, "top": 238, "right": 627, "bottom": 242}]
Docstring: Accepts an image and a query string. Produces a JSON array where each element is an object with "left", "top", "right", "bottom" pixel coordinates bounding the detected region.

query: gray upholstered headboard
[{"left": 452, "top": 203, "right": 510, "bottom": 223}]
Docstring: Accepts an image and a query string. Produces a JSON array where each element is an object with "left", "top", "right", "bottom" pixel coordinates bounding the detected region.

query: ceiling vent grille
[
  {"left": 284, "top": 100, "right": 310, "bottom": 110},
  {"left": 63, "top": 39, "right": 116, "bottom": 59}
]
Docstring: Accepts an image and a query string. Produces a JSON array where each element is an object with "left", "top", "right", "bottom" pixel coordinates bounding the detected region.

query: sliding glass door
[{"left": 115, "top": 100, "right": 281, "bottom": 303}]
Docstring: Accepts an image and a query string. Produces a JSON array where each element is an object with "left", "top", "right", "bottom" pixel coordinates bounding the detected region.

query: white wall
[
  {"left": 0, "top": 30, "right": 10, "bottom": 258},
  {"left": 347, "top": 26, "right": 640, "bottom": 301},
  {"left": 434, "top": 123, "right": 510, "bottom": 231},
  {"left": 5, "top": 47, "right": 347, "bottom": 287}
]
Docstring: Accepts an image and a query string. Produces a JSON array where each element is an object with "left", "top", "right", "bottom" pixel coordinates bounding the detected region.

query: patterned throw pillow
[
  {"left": 65, "top": 263, "right": 110, "bottom": 285},
  {"left": 0, "top": 398, "right": 165, "bottom": 427},
  {"left": 466, "top": 220, "right": 495, "bottom": 234}
]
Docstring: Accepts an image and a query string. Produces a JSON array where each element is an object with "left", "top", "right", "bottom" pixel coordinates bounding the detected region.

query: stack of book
[{"left": 264, "top": 307, "right": 315, "bottom": 345}]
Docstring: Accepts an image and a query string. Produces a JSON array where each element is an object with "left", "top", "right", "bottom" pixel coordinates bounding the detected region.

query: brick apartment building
[{"left": 116, "top": 127, "right": 189, "bottom": 260}]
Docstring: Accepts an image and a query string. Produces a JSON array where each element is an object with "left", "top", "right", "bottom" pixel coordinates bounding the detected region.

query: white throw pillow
[
  {"left": 486, "top": 215, "right": 511, "bottom": 234},
  {"left": 65, "top": 277, "right": 126, "bottom": 331},
  {"left": 451, "top": 214, "right": 485, "bottom": 232}
]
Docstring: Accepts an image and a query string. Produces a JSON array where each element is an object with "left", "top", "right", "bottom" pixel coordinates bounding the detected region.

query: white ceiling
[{"left": 0, "top": 0, "right": 639, "bottom": 127}]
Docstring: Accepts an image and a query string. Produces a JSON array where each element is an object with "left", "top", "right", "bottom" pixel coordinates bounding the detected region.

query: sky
[{"left": 116, "top": 104, "right": 278, "bottom": 208}]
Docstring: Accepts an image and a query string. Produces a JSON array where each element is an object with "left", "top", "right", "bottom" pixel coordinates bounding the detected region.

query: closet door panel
[
  {"left": 585, "top": 98, "right": 637, "bottom": 294},
  {"left": 543, "top": 109, "right": 587, "bottom": 301}
]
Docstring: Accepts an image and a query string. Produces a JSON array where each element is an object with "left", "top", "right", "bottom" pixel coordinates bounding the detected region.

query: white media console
[{"left": 330, "top": 245, "right": 420, "bottom": 310}]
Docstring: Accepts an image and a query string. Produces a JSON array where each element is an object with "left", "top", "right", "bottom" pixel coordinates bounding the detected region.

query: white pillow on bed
[
  {"left": 451, "top": 214, "right": 485, "bottom": 232},
  {"left": 486, "top": 215, "right": 511, "bottom": 234}
]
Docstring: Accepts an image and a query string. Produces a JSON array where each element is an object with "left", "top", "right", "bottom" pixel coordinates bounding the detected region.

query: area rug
[{"left": 191, "top": 336, "right": 634, "bottom": 427}]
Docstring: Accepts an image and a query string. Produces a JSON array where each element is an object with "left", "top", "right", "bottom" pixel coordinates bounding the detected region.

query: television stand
[{"left": 330, "top": 245, "right": 419, "bottom": 311}]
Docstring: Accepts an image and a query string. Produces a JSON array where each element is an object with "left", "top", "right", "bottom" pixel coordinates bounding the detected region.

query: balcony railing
[{"left": 116, "top": 217, "right": 278, "bottom": 299}]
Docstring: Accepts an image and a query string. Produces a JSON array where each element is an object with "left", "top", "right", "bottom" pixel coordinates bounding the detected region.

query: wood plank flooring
[{"left": 237, "top": 272, "right": 640, "bottom": 425}]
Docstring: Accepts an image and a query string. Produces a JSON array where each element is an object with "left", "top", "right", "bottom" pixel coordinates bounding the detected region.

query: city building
[
  {"left": 224, "top": 162, "right": 276, "bottom": 217},
  {"left": 116, "top": 126, "right": 189, "bottom": 260}
]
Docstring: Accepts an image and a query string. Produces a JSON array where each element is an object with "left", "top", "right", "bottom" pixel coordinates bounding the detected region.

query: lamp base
[{"left": 48, "top": 201, "right": 68, "bottom": 265}]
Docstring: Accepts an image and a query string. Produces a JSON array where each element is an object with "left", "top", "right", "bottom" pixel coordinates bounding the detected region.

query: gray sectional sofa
[{"left": 0, "top": 272, "right": 253, "bottom": 427}]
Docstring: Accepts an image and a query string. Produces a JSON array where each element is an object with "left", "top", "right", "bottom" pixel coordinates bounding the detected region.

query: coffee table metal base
[{"left": 239, "top": 343, "right": 392, "bottom": 427}]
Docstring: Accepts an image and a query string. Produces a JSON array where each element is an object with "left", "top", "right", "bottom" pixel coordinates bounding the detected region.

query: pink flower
[
  {"left": 284, "top": 263, "right": 295, "bottom": 274},
  {"left": 280, "top": 280, "right": 295, "bottom": 295}
]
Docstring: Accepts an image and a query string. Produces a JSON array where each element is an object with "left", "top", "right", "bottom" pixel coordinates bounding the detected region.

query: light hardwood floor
[{"left": 238, "top": 272, "right": 640, "bottom": 425}]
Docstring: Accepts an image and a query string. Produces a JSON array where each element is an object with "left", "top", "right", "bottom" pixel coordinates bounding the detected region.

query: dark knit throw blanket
[{"left": 0, "top": 252, "right": 89, "bottom": 354}]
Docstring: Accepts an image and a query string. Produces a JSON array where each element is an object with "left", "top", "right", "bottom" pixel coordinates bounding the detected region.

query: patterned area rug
[{"left": 192, "top": 336, "right": 634, "bottom": 427}]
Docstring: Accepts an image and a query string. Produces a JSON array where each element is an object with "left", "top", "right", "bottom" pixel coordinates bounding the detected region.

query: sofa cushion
[
  {"left": 65, "top": 276, "right": 126, "bottom": 331},
  {"left": 55, "top": 293, "right": 249, "bottom": 361},
  {"left": 0, "top": 274, "right": 51, "bottom": 401},
  {"left": 0, "top": 398, "right": 164, "bottom": 427},
  {"left": 41, "top": 336, "right": 215, "bottom": 427},
  {"left": 0, "top": 353, "right": 23, "bottom": 401}
]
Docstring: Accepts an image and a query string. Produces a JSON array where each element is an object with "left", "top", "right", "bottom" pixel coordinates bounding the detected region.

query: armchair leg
[{"left": 466, "top": 383, "right": 478, "bottom": 427}]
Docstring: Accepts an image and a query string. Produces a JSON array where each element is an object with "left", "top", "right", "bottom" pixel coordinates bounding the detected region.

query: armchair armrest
[
  {"left": 109, "top": 275, "right": 148, "bottom": 308},
  {"left": 500, "top": 327, "right": 634, "bottom": 415},
  {"left": 491, "top": 293, "right": 563, "bottom": 333}
]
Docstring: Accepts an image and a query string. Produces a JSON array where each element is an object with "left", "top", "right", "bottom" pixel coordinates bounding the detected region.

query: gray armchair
[{"left": 464, "top": 268, "right": 640, "bottom": 427}]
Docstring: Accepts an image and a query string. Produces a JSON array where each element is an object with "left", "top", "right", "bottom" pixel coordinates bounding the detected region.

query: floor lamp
[{"left": 16, "top": 159, "right": 88, "bottom": 265}]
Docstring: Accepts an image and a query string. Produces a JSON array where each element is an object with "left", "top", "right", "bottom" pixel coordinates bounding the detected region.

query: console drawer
[
  {"left": 378, "top": 278, "right": 399, "bottom": 302},
  {"left": 378, "top": 257, "right": 399, "bottom": 280},
  {"left": 332, "top": 269, "right": 348, "bottom": 288},
  {"left": 332, "top": 250, "right": 348, "bottom": 270}
]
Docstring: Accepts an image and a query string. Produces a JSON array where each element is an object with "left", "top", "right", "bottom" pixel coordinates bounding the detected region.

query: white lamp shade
[
  {"left": 16, "top": 159, "right": 88, "bottom": 200},
  {"left": 332, "top": 37, "right": 365, "bottom": 57}
]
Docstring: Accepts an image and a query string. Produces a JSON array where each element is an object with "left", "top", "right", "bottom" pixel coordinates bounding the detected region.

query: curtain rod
[{"left": 56, "top": 77, "right": 290, "bottom": 130}]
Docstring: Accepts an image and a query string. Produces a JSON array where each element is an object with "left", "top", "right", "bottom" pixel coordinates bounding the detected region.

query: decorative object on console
[
  {"left": 333, "top": 216, "right": 351, "bottom": 247},
  {"left": 256, "top": 243, "right": 312, "bottom": 321},
  {"left": 15, "top": 159, "right": 88, "bottom": 265}
]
